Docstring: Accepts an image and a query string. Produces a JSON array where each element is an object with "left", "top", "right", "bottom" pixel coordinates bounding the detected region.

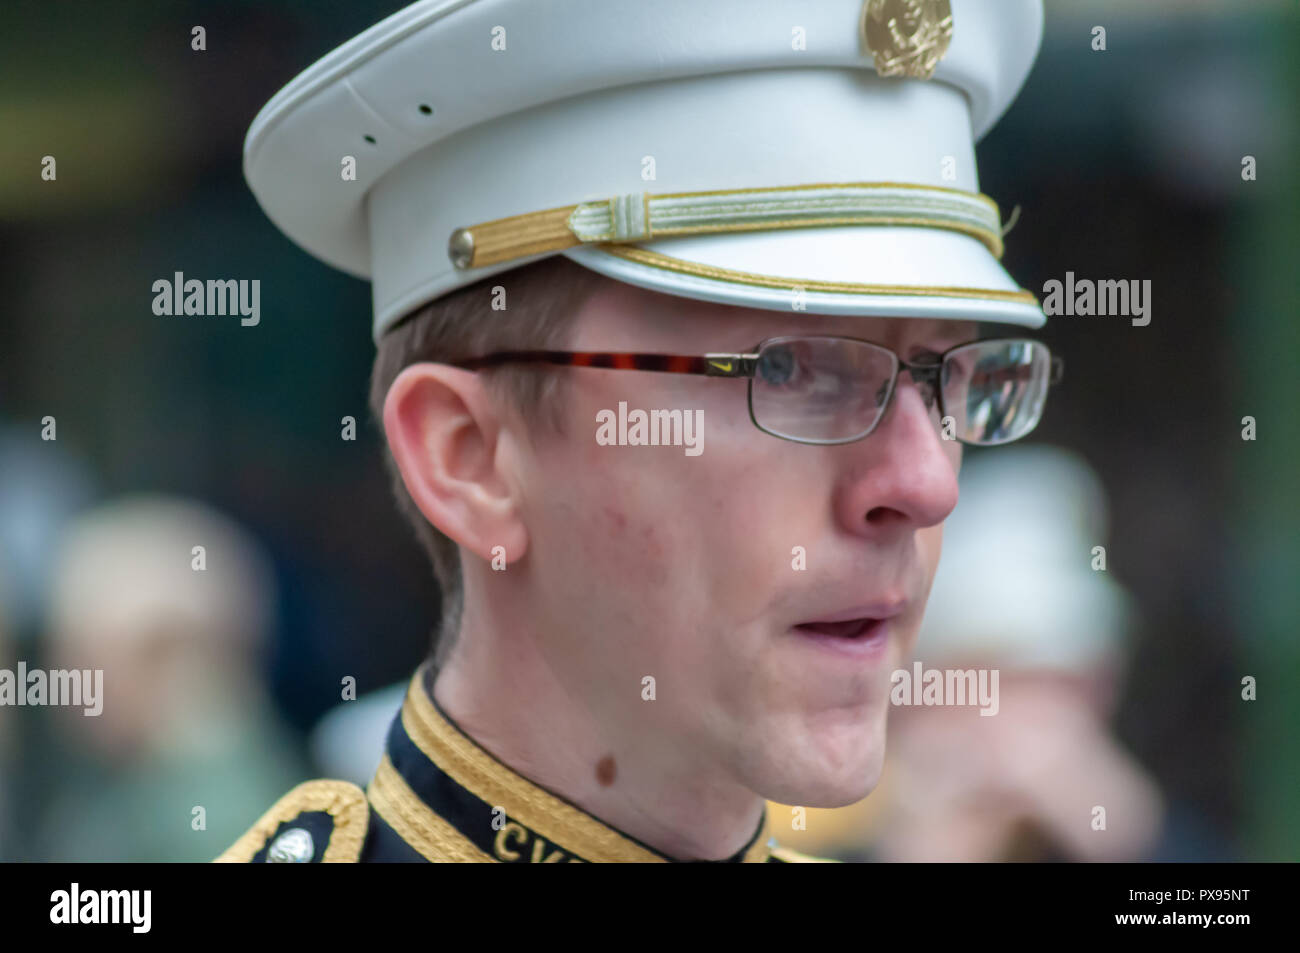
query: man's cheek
[
  {"left": 707, "top": 472, "right": 819, "bottom": 604},
  {"left": 556, "top": 468, "right": 683, "bottom": 593}
]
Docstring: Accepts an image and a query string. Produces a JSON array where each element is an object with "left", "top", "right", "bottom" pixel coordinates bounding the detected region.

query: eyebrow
[{"left": 905, "top": 326, "right": 981, "bottom": 361}]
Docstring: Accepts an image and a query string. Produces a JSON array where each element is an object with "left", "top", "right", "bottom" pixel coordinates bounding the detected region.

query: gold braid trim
[
  {"left": 404, "top": 668, "right": 779, "bottom": 863},
  {"left": 213, "top": 779, "right": 369, "bottom": 863},
  {"left": 461, "top": 205, "right": 579, "bottom": 268},
  {"left": 366, "top": 755, "right": 495, "bottom": 862},
  {"left": 404, "top": 671, "right": 668, "bottom": 863},
  {"left": 454, "top": 181, "right": 1006, "bottom": 269}
]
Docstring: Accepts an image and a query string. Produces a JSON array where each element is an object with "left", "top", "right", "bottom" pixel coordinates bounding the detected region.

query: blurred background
[{"left": 0, "top": 0, "right": 1296, "bottom": 861}]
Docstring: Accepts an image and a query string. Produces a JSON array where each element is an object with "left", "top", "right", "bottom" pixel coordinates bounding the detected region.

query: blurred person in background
[
  {"left": 770, "top": 446, "right": 1233, "bottom": 862},
  {"left": 32, "top": 496, "right": 307, "bottom": 861}
]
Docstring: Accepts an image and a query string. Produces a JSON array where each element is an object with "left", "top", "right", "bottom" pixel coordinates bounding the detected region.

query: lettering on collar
[{"left": 493, "top": 821, "right": 587, "bottom": 863}]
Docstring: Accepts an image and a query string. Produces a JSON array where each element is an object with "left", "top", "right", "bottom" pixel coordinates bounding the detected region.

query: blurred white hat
[
  {"left": 48, "top": 495, "right": 275, "bottom": 650},
  {"left": 918, "top": 446, "right": 1136, "bottom": 672}
]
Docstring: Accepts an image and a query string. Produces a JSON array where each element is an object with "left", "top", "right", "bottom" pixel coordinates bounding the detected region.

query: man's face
[{"left": 508, "top": 278, "right": 970, "bottom": 808}]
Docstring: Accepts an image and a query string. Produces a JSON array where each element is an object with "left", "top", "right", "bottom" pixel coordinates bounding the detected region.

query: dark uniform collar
[{"left": 364, "top": 662, "right": 775, "bottom": 863}]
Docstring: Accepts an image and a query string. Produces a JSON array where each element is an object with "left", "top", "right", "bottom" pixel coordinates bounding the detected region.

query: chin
[
  {"left": 796, "top": 751, "right": 885, "bottom": 808},
  {"left": 754, "top": 709, "right": 888, "bottom": 808},
  {"left": 763, "top": 761, "right": 884, "bottom": 809}
]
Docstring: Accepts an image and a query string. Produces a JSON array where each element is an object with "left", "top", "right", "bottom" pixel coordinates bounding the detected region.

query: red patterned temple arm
[{"left": 450, "top": 350, "right": 757, "bottom": 377}]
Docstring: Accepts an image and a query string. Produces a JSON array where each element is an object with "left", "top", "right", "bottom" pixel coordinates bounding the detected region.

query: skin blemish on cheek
[
  {"left": 603, "top": 505, "right": 627, "bottom": 533},
  {"left": 595, "top": 755, "right": 617, "bottom": 787}
]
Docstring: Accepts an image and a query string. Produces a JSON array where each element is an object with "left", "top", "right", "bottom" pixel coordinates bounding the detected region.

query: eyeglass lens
[{"left": 749, "top": 336, "right": 1051, "bottom": 445}]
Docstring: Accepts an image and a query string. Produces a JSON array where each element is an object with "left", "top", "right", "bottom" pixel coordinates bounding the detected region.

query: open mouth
[
  {"left": 789, "top": 600, "right": 905, "bottom": 658},
  {"left": 794, "top": 618, "right": 884, "bottom": 639}
]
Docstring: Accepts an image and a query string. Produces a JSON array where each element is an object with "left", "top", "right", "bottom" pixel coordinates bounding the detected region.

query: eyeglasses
[{"left": 451, "top": 336, "right": 1063, "bottom": 446}]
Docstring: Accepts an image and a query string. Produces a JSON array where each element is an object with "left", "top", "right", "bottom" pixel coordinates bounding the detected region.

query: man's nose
[{"left": 833, "top": 373, "right": 960, "bottom": 539}]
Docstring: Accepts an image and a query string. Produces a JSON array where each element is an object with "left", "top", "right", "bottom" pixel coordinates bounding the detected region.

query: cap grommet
[{"left": 448, "top": 228, "right": 475, "bottom": 269}]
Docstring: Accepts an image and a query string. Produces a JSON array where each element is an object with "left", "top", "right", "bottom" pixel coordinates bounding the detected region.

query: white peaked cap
[{"left": 244, "top": 0, "right": 1046, "bottom": 342}]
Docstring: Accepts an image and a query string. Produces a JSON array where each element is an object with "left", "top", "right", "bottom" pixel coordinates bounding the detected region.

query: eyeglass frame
[{"left": 449, "top": 335, "right": 1064, "bottom": 447}]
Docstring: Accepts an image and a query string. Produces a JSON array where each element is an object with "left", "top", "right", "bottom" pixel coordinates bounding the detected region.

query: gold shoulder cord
[{"left": 214, "top": 779, "right": 369, "bottom": 863}]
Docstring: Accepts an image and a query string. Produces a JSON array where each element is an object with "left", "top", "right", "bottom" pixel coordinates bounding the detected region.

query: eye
[{"left": 756, "top": 345, "right": 797, "bottom": 386}]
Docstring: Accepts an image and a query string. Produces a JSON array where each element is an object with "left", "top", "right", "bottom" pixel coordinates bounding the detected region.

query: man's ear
[{"left": 382, "top": 363, "right": 529, "bottom": 565}]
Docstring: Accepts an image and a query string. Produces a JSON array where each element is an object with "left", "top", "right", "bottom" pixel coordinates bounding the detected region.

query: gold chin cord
[{"left": 447, "top": 181, "right": 1005, "bottom": 271}]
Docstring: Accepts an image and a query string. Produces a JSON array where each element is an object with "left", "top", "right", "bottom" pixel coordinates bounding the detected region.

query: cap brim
[{"left": 563, "top": 224, "right": 1043, "bottom": 328}]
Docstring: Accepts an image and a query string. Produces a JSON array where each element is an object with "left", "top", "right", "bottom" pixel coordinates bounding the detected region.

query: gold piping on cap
[{"left": 598, "top": 244, "right": 1040, "bottom": 305}]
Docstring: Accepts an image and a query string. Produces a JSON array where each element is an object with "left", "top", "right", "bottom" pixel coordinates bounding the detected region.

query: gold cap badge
[{"left": 861, "top": 0, "right": 954, "bottom": 80}]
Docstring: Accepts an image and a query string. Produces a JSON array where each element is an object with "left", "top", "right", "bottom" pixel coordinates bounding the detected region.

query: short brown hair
[{"left": 368, "top": 256, "right": 606, "bottom": 669}]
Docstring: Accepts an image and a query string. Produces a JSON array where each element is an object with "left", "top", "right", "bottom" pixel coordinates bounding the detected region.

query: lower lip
[{"left": 790, "top": 619, "right": 892, "bottom": 661}]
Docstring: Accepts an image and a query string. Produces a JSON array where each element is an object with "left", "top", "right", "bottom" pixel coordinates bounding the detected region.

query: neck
[{"left": 431, "top": 594, "right": 767, "bottom": 861}]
